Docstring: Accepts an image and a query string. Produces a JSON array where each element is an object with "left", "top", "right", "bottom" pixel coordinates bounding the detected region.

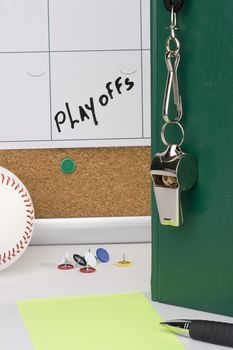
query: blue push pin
[{"left": 96, "top": 248, "right": 109, "bottom": 263}]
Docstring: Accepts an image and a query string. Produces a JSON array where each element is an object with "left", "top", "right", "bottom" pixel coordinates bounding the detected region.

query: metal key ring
[
  {"left": 166, "top": 36, "right": 180, "bottom": 56},
  {"left": 161, "top": 121, "right": 184, "bottom": 147}
]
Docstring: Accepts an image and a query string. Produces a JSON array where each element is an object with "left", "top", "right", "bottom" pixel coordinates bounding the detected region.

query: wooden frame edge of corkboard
[{"left": 0, "top": 147, "right": 151, "bottom": 218}]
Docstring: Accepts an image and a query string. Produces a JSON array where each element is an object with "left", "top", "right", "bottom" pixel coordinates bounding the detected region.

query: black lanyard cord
[{"left": 163, "top": 0, "right": 184, "bottom": 12}]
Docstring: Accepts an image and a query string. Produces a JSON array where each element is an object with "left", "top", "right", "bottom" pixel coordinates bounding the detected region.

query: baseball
[{"left": 0, "top": 166, "right": 34, "bottom": 271}]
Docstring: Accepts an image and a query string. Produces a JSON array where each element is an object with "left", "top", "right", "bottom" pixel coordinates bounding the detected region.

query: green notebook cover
[{"left": 151, "top": 0, "right": 233, "bottom": 316}]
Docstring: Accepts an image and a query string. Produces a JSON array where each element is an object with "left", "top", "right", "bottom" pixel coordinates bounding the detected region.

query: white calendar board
[{"left": 0, "top": 0, "right": 150, "bottom": 149}]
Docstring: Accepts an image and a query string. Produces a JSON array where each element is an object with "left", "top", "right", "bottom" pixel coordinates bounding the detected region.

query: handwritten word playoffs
[{"left": 54, "top": 76, "right": 134, "bottom": 133}]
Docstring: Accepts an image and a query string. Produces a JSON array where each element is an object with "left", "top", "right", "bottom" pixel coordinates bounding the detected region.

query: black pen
[{"left": 161, "top": 319, "right": 233, "bottom": 348}]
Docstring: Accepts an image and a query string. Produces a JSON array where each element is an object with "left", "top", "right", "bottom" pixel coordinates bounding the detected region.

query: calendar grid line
[
  {"left": 139, "top": 0, "right": 144, "bottom": 139},
  {"left": 0, "top": 137, "right": 150, "bottom": 144},
  {"left": 0, "top": 49, "right": 150, "bottom": 55},
  {"left": 47, "top": 0, "right": 53, "bottom": 141}
]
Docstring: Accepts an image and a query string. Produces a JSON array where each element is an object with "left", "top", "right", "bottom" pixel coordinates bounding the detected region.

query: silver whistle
[
  {"left": 151, "top": 144, "right": 197, "bottom": 227},
  {"left": 151, "top": 8, "right": 197, "bottom": 227}
]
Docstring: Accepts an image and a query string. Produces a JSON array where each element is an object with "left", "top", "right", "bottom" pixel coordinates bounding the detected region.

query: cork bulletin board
[{"left": 0, "top": 147, "right": 151, "bottom": 219}]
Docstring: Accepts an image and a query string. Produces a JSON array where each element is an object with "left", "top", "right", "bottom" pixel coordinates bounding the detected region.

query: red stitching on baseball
[
  {"left": 3, "top": 253, "right": 6, "bottom": 263},
  {"left": 27, "top": 209, "right": 33, "bottom": 213},
  {"left": 6, "top": 176, "right": 10, "bottom": 185},
  {"left": 26, "top": 221, "right": 33, "bottom": 227},
  {"left": 0, "top": 172, "right": 34, "bottom": 267},
  {"left": 24, "top": 231, "right": 30, "bottom": 238}
]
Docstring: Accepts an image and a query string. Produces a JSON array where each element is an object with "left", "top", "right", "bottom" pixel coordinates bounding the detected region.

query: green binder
[{"left": 151, "top": 0, "right": 233, "bottom": 316}]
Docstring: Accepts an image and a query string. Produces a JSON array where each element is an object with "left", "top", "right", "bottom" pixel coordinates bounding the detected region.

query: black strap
[{"left": 163, "top": 0, "right": 184, "bottom": 12}]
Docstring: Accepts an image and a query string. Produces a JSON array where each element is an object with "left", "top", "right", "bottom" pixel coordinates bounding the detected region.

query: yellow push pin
[{"left": 116, "top": 253, "right": 133, "bottom": 267}]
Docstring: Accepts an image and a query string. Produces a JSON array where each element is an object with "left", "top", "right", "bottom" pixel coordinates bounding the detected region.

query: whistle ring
[{"left": 161, "top": 121, "right": 184, "bottom": 147}]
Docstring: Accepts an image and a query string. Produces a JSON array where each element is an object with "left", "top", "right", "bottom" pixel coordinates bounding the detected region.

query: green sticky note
[{"left": 17, "top": 293, "right": 184, "bottom": 350}]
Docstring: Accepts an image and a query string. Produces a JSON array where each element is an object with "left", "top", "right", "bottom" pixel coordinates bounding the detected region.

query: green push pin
[{"left": 60, "top": 158, "right": 76, "bottom": 174}]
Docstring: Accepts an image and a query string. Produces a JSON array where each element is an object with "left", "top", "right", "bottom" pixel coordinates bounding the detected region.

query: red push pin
[
  {"left": 80, "top": 250, "right": 97, "bottom": 273},
  {"left": 79, "top": 266, "right": 96, "bottom": 273},
  {"left": 57, "top": 252, "right": 74, "bottom": 270}
]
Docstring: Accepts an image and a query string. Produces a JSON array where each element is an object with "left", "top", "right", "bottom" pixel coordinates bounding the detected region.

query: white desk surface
[{"left": 1, "top": 243, "right": 232, "bottom": 350}]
